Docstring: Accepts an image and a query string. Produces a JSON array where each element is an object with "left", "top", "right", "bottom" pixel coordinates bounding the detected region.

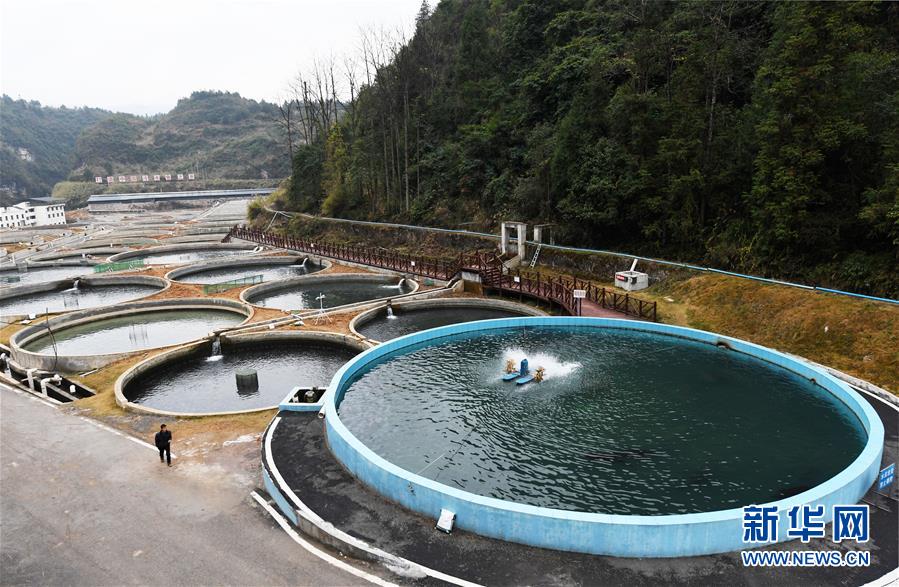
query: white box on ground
[
  {"left": 436, "top": 509, "right": 456, "bottom": 533},
  {"left": 614, "top": 270, "right": 649, "bottom": 291}
]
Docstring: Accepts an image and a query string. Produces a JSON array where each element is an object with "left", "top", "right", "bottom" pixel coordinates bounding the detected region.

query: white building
[{"left": 0, "top": 201, "right": 67, "bottom": 229}]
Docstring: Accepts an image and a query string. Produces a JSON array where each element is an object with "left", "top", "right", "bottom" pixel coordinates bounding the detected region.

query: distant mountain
[
  {"left": 0, "top": 91, "right": 289, "bottom": 205},
  {"left": 0, "top": 96, "right": 111, "bottom": 200},
  {"left": 71, "top": 91, "right": 288, "bottom": 182}
]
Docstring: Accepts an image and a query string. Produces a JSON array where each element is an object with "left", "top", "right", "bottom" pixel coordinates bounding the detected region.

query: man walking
[{"left": 155, "top": 424, "right": 172, "bottom": 467}]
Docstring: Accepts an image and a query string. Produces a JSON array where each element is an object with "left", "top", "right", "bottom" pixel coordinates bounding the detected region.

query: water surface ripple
[{"left": 338, "top": 326, "right": 866, "bottom": 515}]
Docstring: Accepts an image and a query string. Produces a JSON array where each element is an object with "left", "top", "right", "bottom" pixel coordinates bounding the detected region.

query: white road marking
[
  {"left": 1, "top": 382, "right": 166, "bottom": 454},
  {"left": 250, "top": 491, "right": 397, "bottom": 587}
]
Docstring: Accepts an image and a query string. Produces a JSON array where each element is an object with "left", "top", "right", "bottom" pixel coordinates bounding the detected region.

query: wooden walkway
[{"left": 225, "top": 225, "right": 656, "bottom": 321}]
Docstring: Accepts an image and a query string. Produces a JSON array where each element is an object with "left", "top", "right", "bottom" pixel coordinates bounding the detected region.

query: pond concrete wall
[{"left": 9, "top": 298, "right": 251, "bottom": 372}]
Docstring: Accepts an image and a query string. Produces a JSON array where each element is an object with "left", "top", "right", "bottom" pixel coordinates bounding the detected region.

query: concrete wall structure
[{"left": 319, "top": 317, "right": 884, "bottom": 558}]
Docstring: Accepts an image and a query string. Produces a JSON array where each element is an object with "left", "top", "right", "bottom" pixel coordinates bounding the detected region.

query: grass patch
[{"left": 638, "top": 274, "right": 899, "bottom": 394}]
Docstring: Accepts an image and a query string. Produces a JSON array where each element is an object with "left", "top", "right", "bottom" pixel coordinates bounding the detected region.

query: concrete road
[{"left": 0, "top": 385, "right": 373, "bottom": 586}]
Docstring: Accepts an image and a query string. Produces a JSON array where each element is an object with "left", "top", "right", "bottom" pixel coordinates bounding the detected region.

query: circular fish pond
[
  {"left": 0, "top": 277, "right": 165, "bottom": 317},
  {"left": 0, "top": 265, "right": 94, "bottom": 286},
  {"left": 108, "top": 244, "right": 254, "bottom": 265},
  {"left": 121, "top": 336, "right": 361, "bottom": 415},
  {"left": 169, "top": 257, "right": 325, "bottom": 284},
  {"left": 353, "top": 299, "right": 541, "bottom": 342},
  {"left": 20, "top": 307, "right": 245, "bottom": 357},
  {"left": 244, "top": 275, "right": 415, "bottom": 312},
  {"left": 323, "top": 317, "right": 883, "bottom": 557}
]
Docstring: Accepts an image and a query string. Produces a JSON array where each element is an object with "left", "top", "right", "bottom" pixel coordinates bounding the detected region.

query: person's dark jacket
[{"left": 155, "top": 430, "right": 172, "bottom": 448}]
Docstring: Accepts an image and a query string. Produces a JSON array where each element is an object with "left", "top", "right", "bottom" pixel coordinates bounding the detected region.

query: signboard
[
  {"left": 188, "top": 173, "right": 195, "bottom": 180},
  {"left": 164, "top": 174, "right": 172, "bottom": 181},
  {"left": 142, "top": 175, "right": 150, "bottom": 182},
  {"left": 879, "top": 463, "right": 895, "bottom": 491},
  {"left": 573, "top": 289, "right": 587, "bottom": 299},
  {"left": 153, "top": 175, "right": 161, "bottom": 181},
  {"left": 118, "top": 176, "right": 127, "bottom": 183},
  {"left": 94, "top": 176, "right": 103, "bottom": 184},
  {"left": 130, "top": 175, "right": 138, "bottom": 182},
  {"left": 177, "top": 173, "right": 184, "bottom": 180},
  {"left": 513, "top": 276, "right": 520, "bottom": 283},
  {"left": 107, "top": 176, "right": 115, "bottom": 184},
  {"left": 616, "top": 274, "right": 627, "bottom": 281}
]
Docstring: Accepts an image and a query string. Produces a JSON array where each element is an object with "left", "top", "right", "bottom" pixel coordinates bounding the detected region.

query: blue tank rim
[{"left": 314, "top": 317, "right": 885, "bottom": 556}]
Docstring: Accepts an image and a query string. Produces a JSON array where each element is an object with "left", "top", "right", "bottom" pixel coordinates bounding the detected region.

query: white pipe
[
  {"left": 39, "top": 374, "right": 61, "bottom": 397},
  {"left": 26, "top": 368, "right": 36, "bottom": 390}
]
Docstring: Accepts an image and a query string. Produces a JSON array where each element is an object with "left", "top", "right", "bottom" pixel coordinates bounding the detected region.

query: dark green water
[
  {"left": 124, "top": 342, "right": 359, "bottom": 413},
  {"left": 338, "top": 326, "right": 866, "bottom": 515},
  {"left": 23, "top": 309, "right": 244, "bottom": 355},
  {"left": 249, "top": 279, "right": 413, "bottom": 311},
  {"left": 357, "top": 306, "right": 527, "bottom": 341},
  {"left": 1, "top": 283, "right": 162, "bottom": 316},
  {"left": 176, "top": 261, "right": 323, "bottom": 284}
]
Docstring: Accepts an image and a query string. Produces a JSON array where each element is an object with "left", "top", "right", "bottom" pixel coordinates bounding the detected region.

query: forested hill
[
  {"left": 0, "top": 96, "right": 110, "bottom": 202},
  {"left": 1, "top": 91, "right": 288, "bottom": 204},
  {"left": 282, "top": 1, "right": 899, "bottom": 297},
  {"left": 73, "top": 91, "right": 288, "bottom": 182}
]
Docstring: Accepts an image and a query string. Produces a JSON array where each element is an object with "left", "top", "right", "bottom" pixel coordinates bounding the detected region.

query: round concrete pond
[
  {"left": 107, "top": 243, "right": 256, "bottom": 265},
  {"left": 321, "top": 317, "right": 883, "bottom": 557},
  {"left": 22, "top": 310, "right": 244, "bottom": 356},
  {"left": 351, "top": 298, "right": 544, "bottom": 342},
  {"left": 119, "top": 334, "right": 363, "bottom": 415},
  {"left": 243, "top": 274, "right": 417, "bottom": 312},
  {"left": 0, "top": 275, "right": 166, "bottom": 318},
  {"left": 0, "top": 265, "right": 94, "bottom": 286},
  {"left": 10, "top": 299, "right": 252, "bottom": 371},
  {"left": 167, "top": 256, "right": 326, "bottom": 284}
]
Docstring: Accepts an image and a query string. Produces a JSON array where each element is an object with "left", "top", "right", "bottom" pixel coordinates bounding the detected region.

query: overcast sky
[{"left": 0, "top": 0, "right": 424, "bottom": 115}]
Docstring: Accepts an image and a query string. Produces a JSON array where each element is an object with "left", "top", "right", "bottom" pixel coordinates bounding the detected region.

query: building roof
[{"left": 87, "top": 188, "right": 275, "bottom": 205}]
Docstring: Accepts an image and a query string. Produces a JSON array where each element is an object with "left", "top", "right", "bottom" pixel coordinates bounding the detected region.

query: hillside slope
[
  {"left": 0, "top": 96, "right": 111, "bottom": 201},
  {"left": 281, "top": 0, "right": 899, "bottom": 297},
  {"left": 72, "top": 91, "right": 288, "bottom": 181}
]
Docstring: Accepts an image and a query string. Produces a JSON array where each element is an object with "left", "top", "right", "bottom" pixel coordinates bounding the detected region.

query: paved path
[
  {"left": 579, "top": 299, "right": 636, "bottom": 319},
  {"left": 0, "top": 384, "right": 375, "bottom": 586}
]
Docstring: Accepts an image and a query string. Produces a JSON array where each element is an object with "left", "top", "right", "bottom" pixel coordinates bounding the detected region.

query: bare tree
[{"left": 275, "top": 96, "right": 297, "bottom": 164}]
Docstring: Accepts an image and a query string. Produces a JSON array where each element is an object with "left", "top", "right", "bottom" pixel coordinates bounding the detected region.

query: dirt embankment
[{"left": 639, "top": 274, "right": 899, "bottom": 394}]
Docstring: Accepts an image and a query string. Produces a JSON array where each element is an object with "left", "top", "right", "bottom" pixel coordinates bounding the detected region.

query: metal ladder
[{"left": 529, "top": 244, "right": 542, "bottom": 268}]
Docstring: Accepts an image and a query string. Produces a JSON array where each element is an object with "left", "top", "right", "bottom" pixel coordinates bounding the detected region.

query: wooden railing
[
  {"left": 226, "top": 225, "right": 656, "bottom": 320},
  {"left": 226, "top": 225, "right": 459, "bottom": 281}
]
